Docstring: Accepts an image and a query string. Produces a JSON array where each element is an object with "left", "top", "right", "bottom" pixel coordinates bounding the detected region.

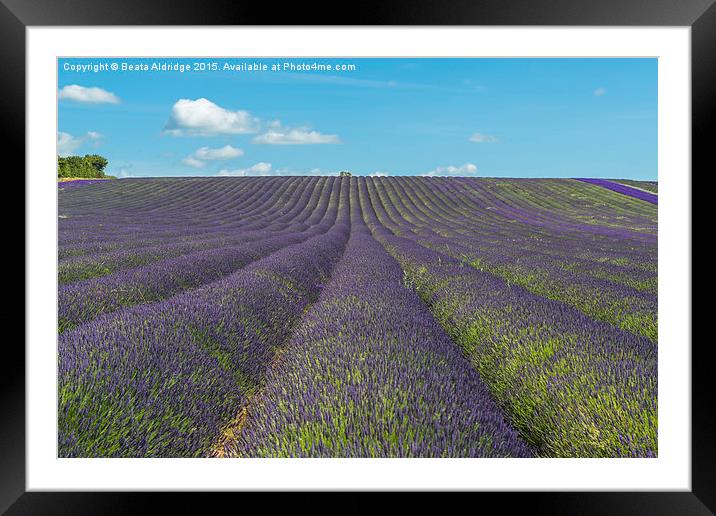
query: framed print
[{"left": 8, "top": 0, "right": 712, "bottom": 513}]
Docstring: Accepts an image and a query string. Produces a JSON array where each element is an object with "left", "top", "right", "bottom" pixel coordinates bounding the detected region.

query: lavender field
[{"left": 58, "top": 176, "right": 657, "bottom": 458}]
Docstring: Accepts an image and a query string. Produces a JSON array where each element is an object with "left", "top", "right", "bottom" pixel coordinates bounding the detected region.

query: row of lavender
[
  {"left": 613, "top": 179, "right": 658, "bottom": 194},
  {"left": 210, "top": 177, "right": 657, "bottom": 457},
  {"left": 578, "top": 178, "right": 658, "bottom": 205},
  {"left": 225, "top": 181, "right": 531, "bottom": 457},
  {"left": 58, "top": 178, "right": 338, "bottom": 331},
  {"left": 358, "top": 177, "right": 657, "bottom": 457},
  {"left": 58, "top": 177, "right": 326, "bottom": 263},
  {"left": 211, "top": 177, "right": 656, "bottom": 457},
  {"left": 366, "top": 177, "right": 658, "bottom": 341},
  {"left": 58, "top": 177, "right": 329, "bottom": 282},
  {"left": 59, "top": 179, "right": 351, "bottom": 457}
]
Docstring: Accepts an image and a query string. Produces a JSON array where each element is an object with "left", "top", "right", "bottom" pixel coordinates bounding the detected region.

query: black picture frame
[{"left": 7, "top": 0, "right": 711, "bottom": 514}]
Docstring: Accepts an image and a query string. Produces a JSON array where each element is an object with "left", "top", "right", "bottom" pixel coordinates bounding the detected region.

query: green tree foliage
[
  {"left": 58, "top": 154, "right": 111, "bottom": 179},
  {"left": 84, "top": 154, "right": 109, "bottom": 174},
  {"left": 339, "top": 171, "right": 352, "bottom": 177}
]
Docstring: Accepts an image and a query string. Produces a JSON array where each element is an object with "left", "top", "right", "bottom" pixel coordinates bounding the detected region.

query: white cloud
[
  {"left": 469, "top": 132, "right": 498, "bottom": 143},
  {"left": 195, "top": 145, "right": 243, "bottom": 160},
  {"left": 252, "top": 123, "right": 340, "bottom": 145},
  {"left": 422, "top": 163, "right": 478, "bottom": 177},
  {"left": 57, "top": 132, "right": 82, "bottom": 156},
  {"left": 58, "top": 85, "right": 120, "bottom": 104},
  {"left": 165, "top": 98, "right": 260, "bottom": 136},
  {"left": 370, "top": 171, "right": 389, "bottom": 177},
  {"left": 594, "top": 87, "right": 607, "bottom": 97},
  {"left": 109, "top": 162, "right": 135, "bottom": 178},
  {"left": 181, "top": 156, "right": 206, "bottom": 168},
  {"left": 115, "top": 169, "right": 134, "bottom": 178},
  {"left": 217, "top": 162, "right": 273, "bottom": 177},
  {"left": 182, "top": 145, "right": 244, "bottom": 168},
  {"left": 57, "top": 131, "right": 103, "bottom": 156},
  {"left": 164, "top": 99, "right": 338, "bottom": 144}
]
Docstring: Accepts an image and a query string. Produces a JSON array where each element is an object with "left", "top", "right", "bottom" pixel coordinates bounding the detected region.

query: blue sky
[{"left": 57, "top": 58, "right": 657, "bottom": 179}]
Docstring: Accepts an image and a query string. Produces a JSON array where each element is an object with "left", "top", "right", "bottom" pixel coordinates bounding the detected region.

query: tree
[
  {"left": 58, "top": 154, "right": 111, "bottom": 179},
  {"left": 339, "top": 171, "right": 352, "bottom": 177},
  {"left": 84, "top": 154, "right": 108, "bottom": 174}
]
